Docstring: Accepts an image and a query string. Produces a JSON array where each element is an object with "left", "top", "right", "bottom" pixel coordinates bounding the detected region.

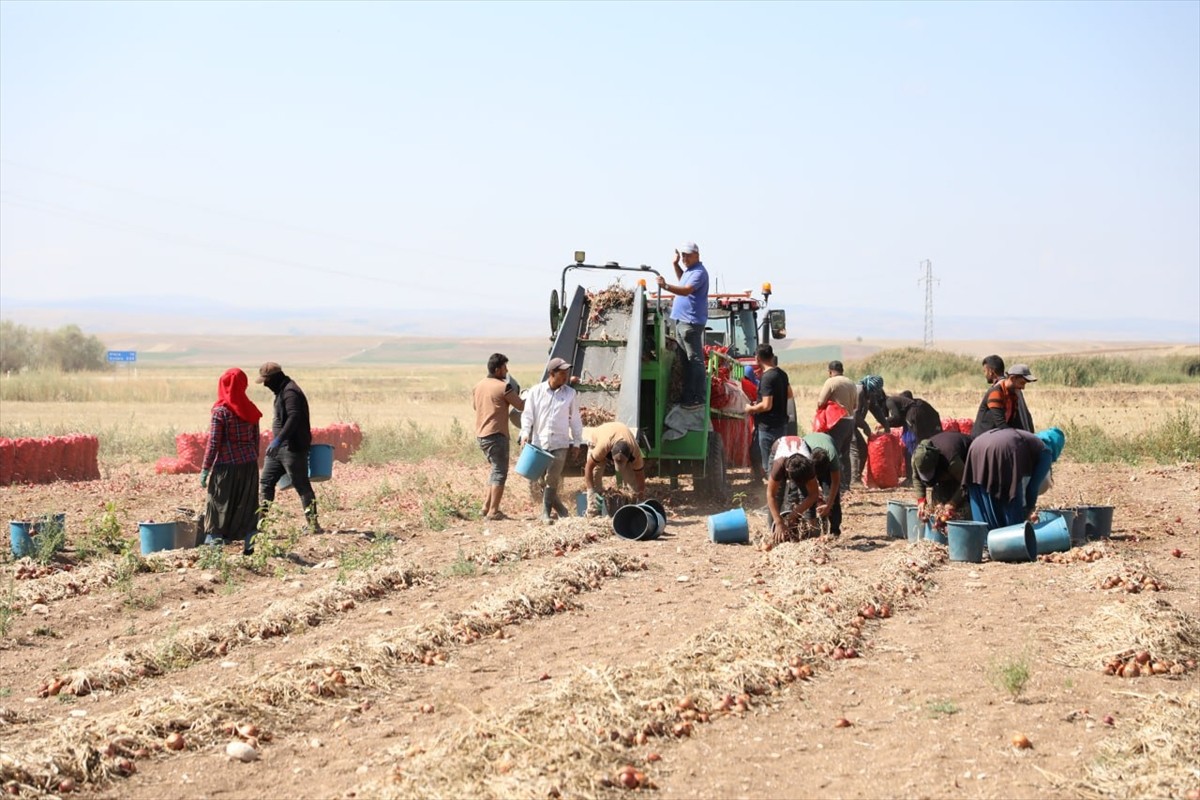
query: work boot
[
  {"left": 548, "top": 488, "right": 570, "bottom": 519},
  {"left": 541, "top": 488, "right": 555, "bottom": 525}
]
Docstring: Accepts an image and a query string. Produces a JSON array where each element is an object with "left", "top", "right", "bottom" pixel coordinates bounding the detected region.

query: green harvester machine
[{"left": 542, "top": 252, "right": 787, "bottom": 501}]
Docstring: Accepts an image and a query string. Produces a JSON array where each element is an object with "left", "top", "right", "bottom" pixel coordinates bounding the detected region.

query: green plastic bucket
[
  {"left": 643, "top": 500, "right": 667, "bottom": 531},
  {"left": 987, "top": 521, "right": 1036, "bottom": 562},
  {"left": 946, "top": 520, "right": 988, "bottom": 563},
  {"left": 1077, "top": 505, "right": 1114, "bottom": 540},
  {"left": 139, "top": 522, "right": 178, "bottom": 555},
  {"left": 707, "top": 508, "right": 749, "bottom": 544},
  {"left": 515, "top": 443, "right": 554, "bottom": 480}
]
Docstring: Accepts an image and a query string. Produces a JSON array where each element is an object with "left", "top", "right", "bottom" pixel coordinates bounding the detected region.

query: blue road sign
[{"left": 106, "top": 350, "right": 137, "bottom": 363}]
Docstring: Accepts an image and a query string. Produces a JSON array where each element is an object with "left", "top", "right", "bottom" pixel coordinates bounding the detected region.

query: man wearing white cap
[
  {"left": 657, "top": 242, "right": 709, "bottom": 409},
  {"left": 520, "top": 357, "right": 583, "bottom": 523}
]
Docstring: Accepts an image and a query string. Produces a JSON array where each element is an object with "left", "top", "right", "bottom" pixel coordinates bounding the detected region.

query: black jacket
[
  {"left": 265, "top": 372, "right": 312, "bottom": 451},
  {"left": 886, "top": 394, "right": 943, "bottom": 442}
]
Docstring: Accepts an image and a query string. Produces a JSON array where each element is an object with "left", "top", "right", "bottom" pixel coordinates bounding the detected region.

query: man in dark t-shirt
[{"left": 747, "top": 344, "right": 791, "bottom": 474}]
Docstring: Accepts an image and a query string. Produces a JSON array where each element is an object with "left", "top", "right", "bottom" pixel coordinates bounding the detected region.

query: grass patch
[
  {"left": 444, "top": 548, "right": 477, "bottom": 578},
  {"left": 0, "top": 580, "right": 15, "bottom": 638},
  {"left": 76, "top": 501, "right": 132, "bottom": 561},
  {"left": 337, "top": 535, "right": 397, "bottom": 584},
  {"left": 926, "top": 699, "right": 959, "bottom": 717},
  {"left": 1060, "top": 408, "right": 1200, "bottom": 464},
  {"left": 991, "top": 653, "right": 1032, "bottom": 702},
  {"left": 353, "top": 418, "right": 476, "bottom": 465}
]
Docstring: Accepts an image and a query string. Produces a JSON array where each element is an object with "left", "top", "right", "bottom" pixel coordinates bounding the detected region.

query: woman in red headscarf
[{"left": 200, "top": 368, "right": 263, "bottom": 552}]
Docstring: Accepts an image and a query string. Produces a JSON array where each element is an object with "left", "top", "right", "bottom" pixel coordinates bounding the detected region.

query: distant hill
[
  {"left": 2, "top": 294, "right": 1197, "bottom": 343},
  {"left": 1, "top": 295, "right": 1196, "bottom": 366}
]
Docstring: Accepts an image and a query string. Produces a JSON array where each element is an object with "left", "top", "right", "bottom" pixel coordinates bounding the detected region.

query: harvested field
[{"left": 1, "top": 372, "right": 1199, "bottom": 799}]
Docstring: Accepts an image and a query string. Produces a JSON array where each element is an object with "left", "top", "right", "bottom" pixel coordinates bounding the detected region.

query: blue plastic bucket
[
  {"left": 10, "top": 521, "right": 34, "bottom": 558},
  {"left": 708, "top": 508, "right": 749, "bottom": 544},
  {"left": 925, "top": 524, "right": 948, "bottom": 545},
  {"left": 1077, "top": 505, "right": 1114, "bottom": 540},
  {"left": 946, "top": 520, "right": 988, "bottom": 563},
  {"left": 1039, "top": 508, "right": 1080, "bottom": 546},
  {"left": 1033, "top": 512, "right": 1071, "bottom": 554},
  {"left": 514, "top": 443, "right": 554, "bottom": 480},
  {"left": 886, "top": 500, "right": 908, "bottom": 539},
  {"left": 308, "top": 444, "right": 334, "bottom": 482},
  {"left": 905, "top": 505, "right": 923, "bottom": 542},
  {"left": 987, "top": 521, "right": 1037, "bottom": 562},
  {"left": 613, "top": 504, "right": 663, "bottom": 541},
  {"left": 139, "top": 522, "right": 178, "bottom": 555}
]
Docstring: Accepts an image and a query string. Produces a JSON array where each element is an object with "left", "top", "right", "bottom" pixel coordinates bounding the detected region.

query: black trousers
[{"left": 260, "top": 447, "right": 317, "bottom": 521}]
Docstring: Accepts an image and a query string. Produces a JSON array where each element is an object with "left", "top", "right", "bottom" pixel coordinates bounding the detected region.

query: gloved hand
[
  {"left": 266, "top": 439, "right": 282, "bottom": 458},
  {"left": 916, "top": 497, "right": 926, "bottom": 521},
  {"left": 200, "top": 469, "right": 209, "bottom": 488}
]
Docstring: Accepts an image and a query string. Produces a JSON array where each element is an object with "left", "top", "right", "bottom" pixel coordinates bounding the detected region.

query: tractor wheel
[{"left": 694, "top": 433, "right": 730, "bottom": 504}]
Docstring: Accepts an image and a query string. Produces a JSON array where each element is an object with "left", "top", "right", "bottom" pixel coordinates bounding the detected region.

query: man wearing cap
[
  {"left": 256, "top": 362, "right": 320, "bottom": 537},
  {"left": 583, "top": 421, "right": 646, "bottom": 515},
  {"left": 520, "top": 357, "right": 584, "bottom": 523},
  {"left": 973, "top": 364, "right": 1038, "bottom": 437},
  {"left": 815, "top": 360, "right": 857, "bottom": 479},
  {"left": 473, "top": 353, "right": 525, "bottom": 521},
  {"left": 912, "top": 430, "right": 971, "bottom": 524},
  {"left": 974, "top": 356, "right": 1036, "bottom": 435},
  {"left": 656, "top": 242, "right": 709, "bottom": 409}
]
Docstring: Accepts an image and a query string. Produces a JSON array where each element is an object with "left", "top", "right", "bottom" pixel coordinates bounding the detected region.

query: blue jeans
[
  {"left": 676, "top": 322, "right": 706, "bottom": 406},
  {"left": 758, "top": 423, "right": 787, "bottom": 475}
]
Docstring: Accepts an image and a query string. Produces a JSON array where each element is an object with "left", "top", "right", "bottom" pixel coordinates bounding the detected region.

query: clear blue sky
[{"left": 2, "top": 0, "right": 1198, "bottom": 333}]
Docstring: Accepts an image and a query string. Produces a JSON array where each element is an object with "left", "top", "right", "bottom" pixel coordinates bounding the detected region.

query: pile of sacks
[
  {"left": 0, "top": 435, "right": 101, "bottom": 486},
  {"left": 155, "top": 422, "right": 363, "bottom": 475}
]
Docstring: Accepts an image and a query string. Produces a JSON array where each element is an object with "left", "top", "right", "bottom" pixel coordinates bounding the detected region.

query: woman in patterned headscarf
[{"left": 200, "top": 368, "right": 262, "bottom": 551}]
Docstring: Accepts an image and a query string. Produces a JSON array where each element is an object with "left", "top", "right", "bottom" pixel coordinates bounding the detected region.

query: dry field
[{"left": 1, "top": 368, "right": 1198, "bottom": 800}]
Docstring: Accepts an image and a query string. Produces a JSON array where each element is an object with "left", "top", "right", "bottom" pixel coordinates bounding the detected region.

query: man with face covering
[
  {"left": 583, "top": 421, "right": 646, "bottom": 515},
  {"left": 256, "top": 362, "right": 320, "bottom": 536}
]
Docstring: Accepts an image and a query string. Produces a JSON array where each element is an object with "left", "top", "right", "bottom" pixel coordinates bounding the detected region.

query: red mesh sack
[
  {"left": 863, "top": 433, "right": 903, "bottom": 489},
  {"left": 0, "top": 438, "right": 13, "bottom": 485}
]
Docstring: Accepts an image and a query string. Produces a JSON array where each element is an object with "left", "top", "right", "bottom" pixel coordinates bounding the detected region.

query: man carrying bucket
[
  {"left": 257, "top": 362, "right": 321, "bottom": 537},
  {"left": 520, "top": 357, "right": 583, "bottom": 524},
  {"left": 583, "top": 422, "right": 646, "bottom": 515}
]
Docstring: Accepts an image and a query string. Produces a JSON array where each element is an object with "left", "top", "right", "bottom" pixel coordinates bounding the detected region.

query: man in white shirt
[{"left": 520, "top": 357, "right": 584, "bottom": 523}]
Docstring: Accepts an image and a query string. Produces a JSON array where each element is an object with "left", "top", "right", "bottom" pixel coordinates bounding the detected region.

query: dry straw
[
  {"left": 1060, "top": 597, "right": 1200, "bottom": 670},
  {"left": 1078, "top": 689, "right": 1200, "bottom": 799},
  {"left": 357, "top": 544, "right": 945, "bottom": 800},
  {"left": 0, "top": 549, "right": 646, "bottom": 794}
]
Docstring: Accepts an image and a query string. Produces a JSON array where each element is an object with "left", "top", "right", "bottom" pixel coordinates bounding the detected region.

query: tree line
[{"left": 0, "top": 321, "right": 108, "bottom": 373}]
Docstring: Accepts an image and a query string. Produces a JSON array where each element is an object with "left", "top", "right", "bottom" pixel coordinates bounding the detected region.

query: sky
[{"left": 1, "top": 0, "right": 1198, "bottom": 337}]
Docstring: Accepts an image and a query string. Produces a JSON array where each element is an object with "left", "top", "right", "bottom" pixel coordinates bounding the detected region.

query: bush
[{"left": 858, "top": 348, "right": 980, "bottom": 385}]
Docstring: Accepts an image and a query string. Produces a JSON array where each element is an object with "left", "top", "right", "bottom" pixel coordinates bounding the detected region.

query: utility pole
[{"left": 918, "top": 260, "right": 937, "bottom": 349}]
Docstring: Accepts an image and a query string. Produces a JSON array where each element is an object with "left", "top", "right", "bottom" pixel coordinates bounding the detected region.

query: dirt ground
[{"left": 1, "top": 458, "right": 1197, "bottom": 800}]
